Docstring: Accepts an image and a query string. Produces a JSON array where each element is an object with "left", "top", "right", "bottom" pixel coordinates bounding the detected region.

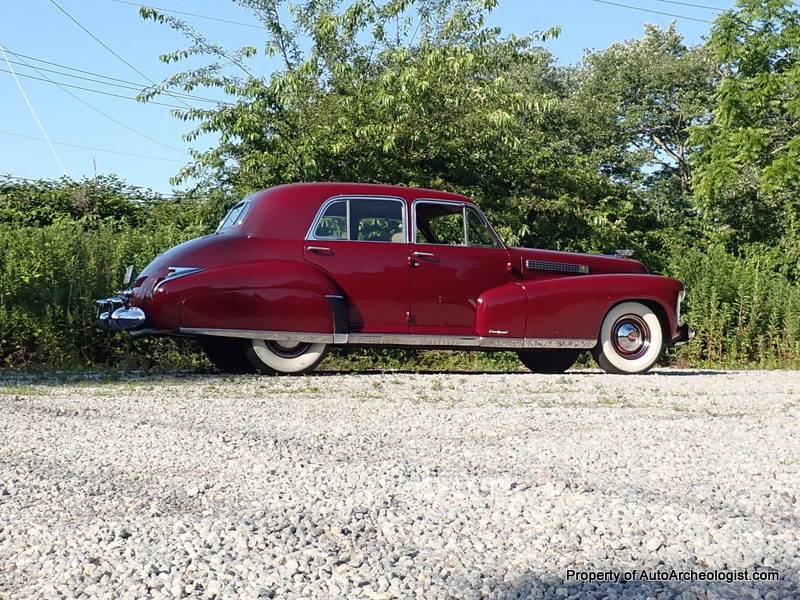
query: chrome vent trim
[{"left": 525, "top": 259, "right": 589, "bottom": 274}]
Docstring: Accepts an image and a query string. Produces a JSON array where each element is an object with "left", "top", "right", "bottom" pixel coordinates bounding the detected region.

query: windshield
[{"left": 216, "top": 200, "right": 251, "bottom": 233}]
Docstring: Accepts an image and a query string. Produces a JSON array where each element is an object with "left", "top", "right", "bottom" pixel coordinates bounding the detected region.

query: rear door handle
[{"left": 306, "top": 245, "right": 331, "bottom": 253}]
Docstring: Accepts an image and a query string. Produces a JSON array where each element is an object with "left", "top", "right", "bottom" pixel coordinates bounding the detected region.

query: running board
[{"left": 179, "top": 328, "right": 596, "bottom": 350}]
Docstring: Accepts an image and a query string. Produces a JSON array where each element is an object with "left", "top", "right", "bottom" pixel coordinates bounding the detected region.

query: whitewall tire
[
  {"left": 592, "top": 301, "right": 663, "bottom": 375},
  {"left": 246, "top": 339, "right": 327, "bottom": 375}
]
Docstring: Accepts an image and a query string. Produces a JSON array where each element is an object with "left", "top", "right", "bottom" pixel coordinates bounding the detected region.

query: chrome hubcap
[
  {"left": 265, "top": 340, "right": 311, "bottom": 358},
  {"left": 611, "top": 316, "right": 650, "bottom": 360}
]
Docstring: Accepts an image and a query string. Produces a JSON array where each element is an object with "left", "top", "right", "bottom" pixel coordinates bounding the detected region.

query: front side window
[
  {"left": 466, "top": 207, "right": 498, "bottom": 247},
  {"left": 311, "top": 197, "right": 405, "bottom": 242},
  {"left": 415, "top": 202, "right": 465, "bottom": 245}
]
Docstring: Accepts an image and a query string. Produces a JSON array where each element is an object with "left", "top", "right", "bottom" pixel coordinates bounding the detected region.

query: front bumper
[
  {"left": 672, "top": 323, "right": 695, "bottom": 347},
  {"left": 96, "top": 294, "right": 146, "bottom": 332}
]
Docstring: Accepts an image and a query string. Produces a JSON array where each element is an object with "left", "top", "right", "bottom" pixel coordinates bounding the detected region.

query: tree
[
  {"left": 690, "top": 0, "right": 800, "bottom": 247},
  {"left": 578, "top": 25, "right": 716, "bottom": 194}
]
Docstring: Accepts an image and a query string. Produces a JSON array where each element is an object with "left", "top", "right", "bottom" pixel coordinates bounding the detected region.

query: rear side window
[
  {"left": 310, "top": 198, "right": 405, "bottom": 242},
  {"left": 349, "top": 199, "right": 404, "bottom": 242},
  {"left": 216, "top": 200, "right": 251, "bottom": 233},
  {"left": 313, "top": 200, "right": 347, "bottom": 239}
]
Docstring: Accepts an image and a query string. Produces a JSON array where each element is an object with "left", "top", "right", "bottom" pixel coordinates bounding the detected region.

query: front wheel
[
  {"left": 592, "top": 301, "right": 663, "bottom": 374},
  {"left": 246, "top": 339, "right": 328, "bottom": 375},
  {"left": 518, "top": 349, "right": 581, "bottom": 374}
]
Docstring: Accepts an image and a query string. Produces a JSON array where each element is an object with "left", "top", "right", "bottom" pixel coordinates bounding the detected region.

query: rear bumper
[
  {"left": 672, "top": 323, "right": 695, "bottom": 347},
  {"left": 96, "top": 295, "right": 146, "bottom": 332}
]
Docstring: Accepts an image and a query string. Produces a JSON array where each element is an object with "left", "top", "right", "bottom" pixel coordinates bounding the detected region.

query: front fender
[
  {"left": 477, "top": 274, "right": 682, "bottom": 342},
  {"left": 522, "top": 274, "right": 683, "bottom": 340},
  {"left": 145, "top": 260, "right": 340, "bottom": 333}
]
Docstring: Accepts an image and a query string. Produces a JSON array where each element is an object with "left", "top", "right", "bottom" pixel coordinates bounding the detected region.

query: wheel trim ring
[
  {"left": 265, "top": 340, "right": 311, "bottom": 358},
  {"left": 610, "top": 315, "right": 650, "bottom": 360}
]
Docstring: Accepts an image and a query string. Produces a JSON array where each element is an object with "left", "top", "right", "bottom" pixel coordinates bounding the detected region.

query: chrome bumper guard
[
  {"left": 96, "top": 295, "right": 146, "bottom": 332},
  {"left": 673, "top": 324, "right": 695, "bottom": 347}
]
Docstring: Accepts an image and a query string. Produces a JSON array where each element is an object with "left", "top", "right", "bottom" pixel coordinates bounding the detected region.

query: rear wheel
[
  {"left": 518, "top": 349, "right": 581, "bottom": 374},
  {"left": 592, "top": 301, "right": 663, "bottom": 374},
  {"left": 246, "top": 339, "right": 328, "bottom": 375},
  {"left": 201, "top": 338, "right": 256, "bottom": 374}
]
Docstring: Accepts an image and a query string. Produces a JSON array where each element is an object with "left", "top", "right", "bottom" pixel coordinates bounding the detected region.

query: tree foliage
[{"left": 691, "top": 0, "right": 800, "bottom": 252}]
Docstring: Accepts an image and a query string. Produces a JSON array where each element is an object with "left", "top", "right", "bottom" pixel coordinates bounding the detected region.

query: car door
[
  {"left": 304, "top": 196, "right": 410, "bottom": 333},
  {"left": 409, "top": 200, "right": 510, "bottom": 335}
]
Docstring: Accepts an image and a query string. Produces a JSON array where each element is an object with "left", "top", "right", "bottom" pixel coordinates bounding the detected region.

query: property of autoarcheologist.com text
[{"left": 566, "top": 569, "right": 780, "bottom": 584}]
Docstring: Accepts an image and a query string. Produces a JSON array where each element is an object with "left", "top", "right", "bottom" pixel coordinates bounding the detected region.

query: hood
[{"left": 509, "top": 247, "right": 647, "bottom": 277}]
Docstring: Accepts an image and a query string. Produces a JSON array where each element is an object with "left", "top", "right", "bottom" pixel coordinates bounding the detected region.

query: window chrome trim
[
  {"left": 305, "top": 195, "right": 407, "bottom": 243},
  {"left": 411, "top": 198, "right": 503, "bottom": 248},
  {"left": 179, "top": 327, "right": 597, "bottom": 349}
]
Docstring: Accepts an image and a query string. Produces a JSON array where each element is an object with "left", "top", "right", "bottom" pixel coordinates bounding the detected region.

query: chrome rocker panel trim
[{"left": 179, "top": 328, "right": 598, "bottom": 350}]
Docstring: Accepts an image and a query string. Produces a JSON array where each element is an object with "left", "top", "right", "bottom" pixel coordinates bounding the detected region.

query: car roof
[
  {"left": 263, "top": 182, "right": 473, "bottom": 203},
  {"left": 242, "top": 182, "right": 474, "bottom": 239}
]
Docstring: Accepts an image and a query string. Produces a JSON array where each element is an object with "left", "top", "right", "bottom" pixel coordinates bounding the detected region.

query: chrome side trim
[
  {"left": 153, "top": 267, "right": 205, "bottom": 293},
  {"left": 180, "top": 328, "right": 333, "bottom": 344},
  {"left": 348, "top": 333, "right": 480, "bottom": 346},
  {"left": 523, "top": 338, "right": 596, "bottom": 349},
  {"left": 524, "top": 259, "right": 589, "bottom": 274},
  {"left": 179, "top": 328, "right": 596, "bottom": 349}
]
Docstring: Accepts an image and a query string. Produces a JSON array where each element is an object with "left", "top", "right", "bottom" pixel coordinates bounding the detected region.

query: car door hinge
[{"left": 405, "top": 311, "right": 412, "bottom": 323}]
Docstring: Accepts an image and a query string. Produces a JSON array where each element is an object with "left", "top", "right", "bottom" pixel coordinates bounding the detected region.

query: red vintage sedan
[{"left": 97, "top": 183, "right": 693, "bottom": 375}]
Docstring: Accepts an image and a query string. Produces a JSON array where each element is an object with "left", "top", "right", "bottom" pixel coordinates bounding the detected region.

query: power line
[
  {"left": 650, "top": 0, "right": 726, "bottom": 12},
  {"left": 108, "top": 0, "right": 264, "bottom": 30},
  {"left": 4, "top": 49, "right": 234, "bottom": 106},
  {"left": 588, "top": 0, "right": 714, "bottom": 23},
  {"left": 7, "top": 53, "right": 188, "bottom": 155},
  {"left": 0, "top": 67, "right": 189, "bottom": 110},
  {"left": 0, "top": 45, "right": 68, "bottom": 176},
  {"left": 0, "top": 129, "right": 185, "bottom": 162},
  {"left": 47, "top": 0, "right": 193, "bottom": 109},
  {"left": 4, "top": 59, "right": 227, "bottom": 105}
]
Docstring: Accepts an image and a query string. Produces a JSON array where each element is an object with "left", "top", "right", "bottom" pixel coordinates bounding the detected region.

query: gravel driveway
[{"left": 1, "top": 369, "right": 798, "bottom": 599}]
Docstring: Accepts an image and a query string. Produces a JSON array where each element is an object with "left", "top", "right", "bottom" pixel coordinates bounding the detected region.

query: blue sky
[{"left": 0, "top": 0, "right": 735, "bottom": 194}]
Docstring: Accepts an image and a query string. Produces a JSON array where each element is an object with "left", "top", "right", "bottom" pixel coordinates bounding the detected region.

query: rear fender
[{"left": 147, "top": 261, "right": 340, "bottom": 333}]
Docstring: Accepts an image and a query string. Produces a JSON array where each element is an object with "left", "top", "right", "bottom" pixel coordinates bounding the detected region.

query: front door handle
[
  {"left": 412, "top": 251, "right": 435, "bottom": 258},
  {"left": 306, "top": 245, "right": 331, "bottom": 254}
]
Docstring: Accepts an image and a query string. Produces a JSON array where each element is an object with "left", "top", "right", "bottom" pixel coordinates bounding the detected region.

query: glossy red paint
[
  {"left": 304, "top": 240, "right": 410, "bottom": 333},
  {"left": 107, "top": 182, "right": 688, "bottom": 350},
  {"left": 476, "top": 283, "right": 527, "bottom": 338},
  {"left": 410, "top": 244, "right": 510, "bottom": 335}
]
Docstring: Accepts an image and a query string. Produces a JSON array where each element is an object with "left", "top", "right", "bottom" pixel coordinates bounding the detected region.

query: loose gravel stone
[{"left": 0, "top": 369, "right": 798, "bottom": 599}]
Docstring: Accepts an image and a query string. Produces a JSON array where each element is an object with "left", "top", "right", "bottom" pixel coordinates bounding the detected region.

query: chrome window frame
[
  {"left": 412, "top": 198, "right": 503, "bottom": 248},
  {"left": 305, "top": 195, "right": 407, "bottom": 243}
]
